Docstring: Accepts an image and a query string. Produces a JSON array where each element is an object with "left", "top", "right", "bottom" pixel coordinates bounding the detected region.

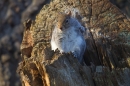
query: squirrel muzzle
[{"left": 57, "top": 23, "right": 63, "bottom": 30}]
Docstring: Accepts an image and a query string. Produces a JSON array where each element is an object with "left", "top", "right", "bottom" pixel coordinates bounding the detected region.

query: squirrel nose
[
  {"left": 58, "top": 25, "right": 62, "bottom": 30},
  {"left": 60, "top": 27, "right": 62, "bottom": 30}
]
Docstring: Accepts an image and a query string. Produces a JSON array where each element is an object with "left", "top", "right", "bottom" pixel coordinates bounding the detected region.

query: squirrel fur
[{"left": 51, "top": 11, "right": 86, "bottom": 63}]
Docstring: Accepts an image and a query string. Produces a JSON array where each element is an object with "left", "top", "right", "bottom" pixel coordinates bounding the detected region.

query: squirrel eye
[{"left": 65, "top": 19, "right": 69, "bottom": 23}]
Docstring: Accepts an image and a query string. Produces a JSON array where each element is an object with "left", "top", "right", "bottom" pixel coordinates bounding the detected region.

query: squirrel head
[{"left": 56, "top": 11, "right": 72, "bottom": 30}]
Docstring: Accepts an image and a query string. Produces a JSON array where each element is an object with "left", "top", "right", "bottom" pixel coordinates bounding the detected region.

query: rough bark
[{"left": 18, "top": 0, "right": 130, "bottom": 86}]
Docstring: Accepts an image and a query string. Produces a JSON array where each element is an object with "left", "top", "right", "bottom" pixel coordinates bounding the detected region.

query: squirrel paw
[
  {"left": 72, "top": 52, "right": 78, "bottom": 58},
  {"left": 79, "top": 26, "right": 86, "bottom": 33}
]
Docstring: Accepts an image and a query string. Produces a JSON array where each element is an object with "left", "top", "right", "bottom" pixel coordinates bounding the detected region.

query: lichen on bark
[{"left": 18, "top": 0, "right": 130, "bottom": 86}]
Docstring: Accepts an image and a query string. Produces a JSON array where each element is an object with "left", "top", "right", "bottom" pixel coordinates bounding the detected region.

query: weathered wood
[{"left": 18, "top": 0, "right": 130, "bottom": 86}]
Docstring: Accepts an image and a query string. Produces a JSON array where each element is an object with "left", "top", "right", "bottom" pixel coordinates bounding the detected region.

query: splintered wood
[{"left": 18, "top": 0, "right": 130, "bottom": 86}]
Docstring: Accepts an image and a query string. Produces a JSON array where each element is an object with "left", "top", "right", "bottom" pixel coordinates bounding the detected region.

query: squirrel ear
[{"left": 67, "top": 11, "right": 72, "bottom": 16}]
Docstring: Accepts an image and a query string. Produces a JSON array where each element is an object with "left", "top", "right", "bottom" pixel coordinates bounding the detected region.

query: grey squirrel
[{"left": 51, "top": 11, "right": 86, "bottom": 63}]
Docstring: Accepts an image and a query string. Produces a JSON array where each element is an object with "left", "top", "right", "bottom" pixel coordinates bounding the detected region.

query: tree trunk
[{"left": 18, "top": 0, "right": 130, "bottom": 86}]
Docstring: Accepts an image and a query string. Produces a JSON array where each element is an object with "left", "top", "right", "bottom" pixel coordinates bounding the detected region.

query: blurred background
[{"left": 0, "top": 0, "right": 129, "bottom": 86}]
